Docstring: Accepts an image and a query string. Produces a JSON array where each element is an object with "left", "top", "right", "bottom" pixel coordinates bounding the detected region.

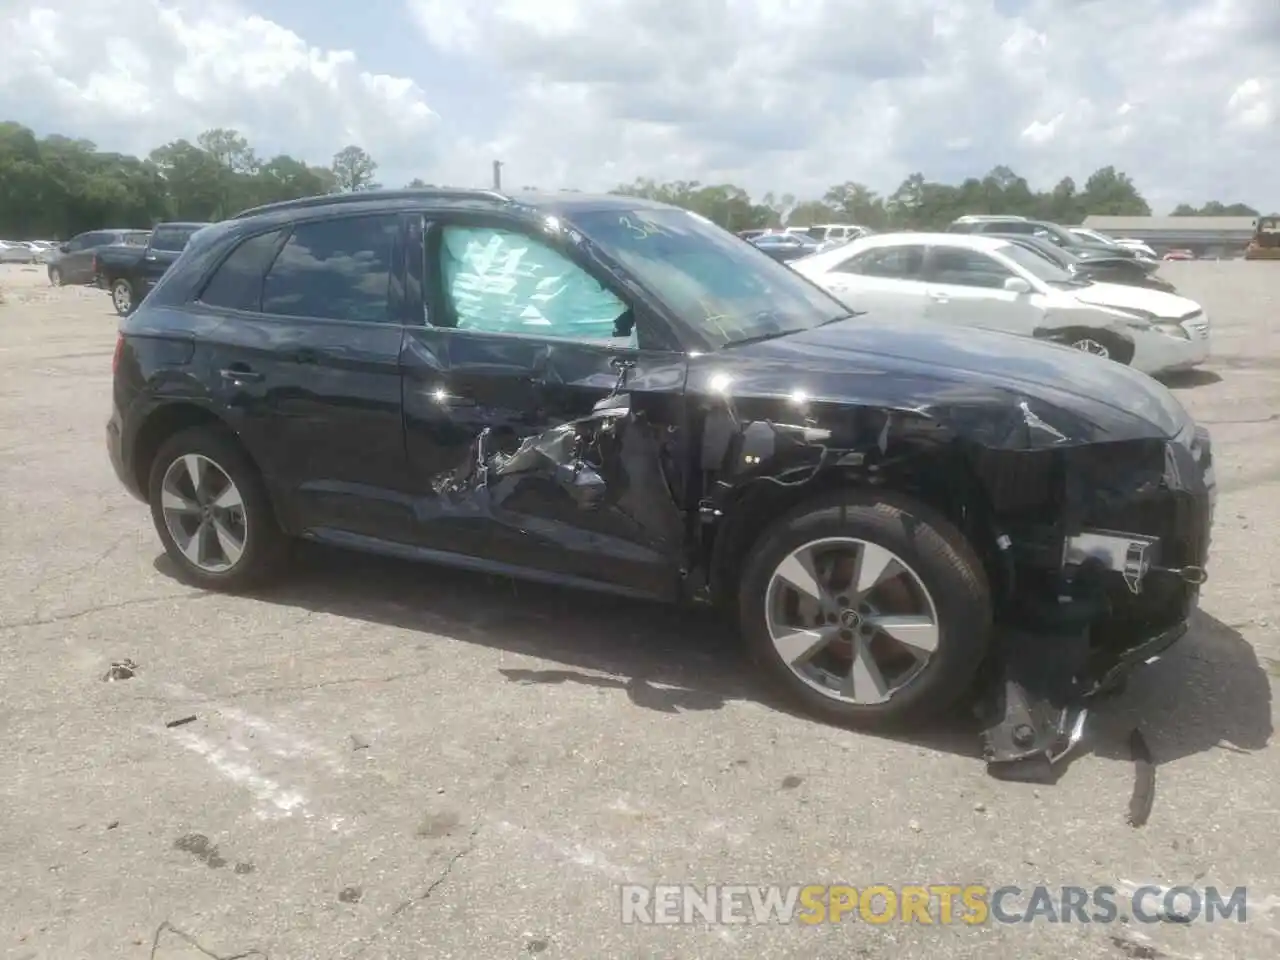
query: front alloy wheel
[
  {"left": 765, "top": 538, "right": 940, "bottom": 705},
  {"left": 111, "top": 279, "right": 134, "bottom": 316},
  {"left": 738, "top": 492, "right": 992, "bottom": 729}
]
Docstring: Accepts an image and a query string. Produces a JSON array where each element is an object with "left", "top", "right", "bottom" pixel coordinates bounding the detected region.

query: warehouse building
[{"left": 1081, "top": 215, "right": 1257, "bottom": 259}]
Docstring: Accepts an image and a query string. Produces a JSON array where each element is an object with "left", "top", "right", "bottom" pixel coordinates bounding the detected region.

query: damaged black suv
[{"left": 107, "top": 188, "right": 1216, "bottom": 775}]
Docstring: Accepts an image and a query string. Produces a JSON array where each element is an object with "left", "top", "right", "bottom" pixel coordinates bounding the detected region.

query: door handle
[
  {"left": 427, "top": 386, "right": 476, "bottom": 407},
  {"left": 220, "top": 367, "right": 263, "bottom": 384},
  {"left": 929, "top": 293, "right": 949, "bottom": 302},
  {"left": 144, "top": 254, "right": 157, "bottom": 262}
]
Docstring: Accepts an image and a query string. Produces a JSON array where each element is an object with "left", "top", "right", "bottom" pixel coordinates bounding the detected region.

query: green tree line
[{"left": 0, "top": 120, "right": 1266, "bottom": 239}]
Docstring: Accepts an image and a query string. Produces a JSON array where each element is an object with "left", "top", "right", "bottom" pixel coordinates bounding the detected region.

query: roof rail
[
  {"left": 232, "top": 187, "right": 511, "bottom": 220},
  {"left": 954, "top": 214, "right": 1030, "bottom": 222}
]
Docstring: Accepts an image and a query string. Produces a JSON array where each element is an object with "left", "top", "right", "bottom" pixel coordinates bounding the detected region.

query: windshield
[
  {"left": 997, "top": 243, "right": 1076, "bottom": 284},
  {"left": 1074, "top": 228, "right": 1120, "bottom": 247},
  {"left": 569, "top": 206, "right": 850, "bottom": 349},
  {"left": 151, "top": 225, "right": 203, "bottom": 251}
]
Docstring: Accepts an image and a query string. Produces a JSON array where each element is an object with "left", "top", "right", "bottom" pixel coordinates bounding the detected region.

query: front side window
[
  {"left": 929, "top": 248, "right": 1015, "bottom": 289},
  {"left": 437, "top": 225, "right": 630, "bottom": 342},
  {"left": 567, "top": 206, "right": 848, "bottom": 349},
  {"left": 261, "top": 215, "right": 399, "bottom": 323}
]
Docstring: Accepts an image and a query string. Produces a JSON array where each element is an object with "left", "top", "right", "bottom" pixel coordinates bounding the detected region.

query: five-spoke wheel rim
[
  {"left": 112, "top": 281, "right": 132, "bottom": 313},
  {"left": 160, "top": 454, "right": 247, "bottom": 573},
  {"left": 1070, "top": 338, "right": 1110, "bottom": 358},
  {"left": 764, "top": 537, "right": 940, "bottom": 705}
]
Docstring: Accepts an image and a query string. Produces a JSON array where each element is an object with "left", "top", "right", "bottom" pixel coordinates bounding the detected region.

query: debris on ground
[
  {"left": 165, "top": 715, "right": 197, "bottom": 728},
  {"left": 102, "top": 659, "right": 137, "bottom": 681},
  {"left": 1127, "top": 727, "right": 1156, "bottom": 827},
  {"left": 349, "top": 734, "right": 369, "bottom": 752},
  {"left": 338, "top": 885, "right": 362, "bottom": 903}
]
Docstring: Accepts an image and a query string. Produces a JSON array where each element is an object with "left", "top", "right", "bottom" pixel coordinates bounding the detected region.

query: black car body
[
  {"left": 751, "top": 233, "right": 821, "bottom": 262},
  {"left": 94, "top": 222, "right": 212, "bottom": 316},
  {"left": 106, "top": 189, "right": 1215, "bottom": 778},
  {"left": 949, "top": 217, "right": 1158, "bottom": 272},
  {"left": 990, "top": 233, "right": 1178, "bottom": 292},
  {"left": 47, "top": 228, "right": 150, "bottom": 286}
]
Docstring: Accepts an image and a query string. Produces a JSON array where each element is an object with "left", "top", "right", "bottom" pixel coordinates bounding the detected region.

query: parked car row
[
  {"left": 105, "top": 187, "right": 1215, "bottom": 776},
  {"left": 46, "top": 229, "right": 151, "bottom": 286},
  {"left": 0, "top": 240, "right": 57, "bottom": 264},
  {"left": 92, "top": 222, "right": 211, "bottom": 315}
]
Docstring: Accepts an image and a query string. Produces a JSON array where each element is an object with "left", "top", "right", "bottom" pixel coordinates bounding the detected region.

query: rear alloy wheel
[
  {"left": 738, "top": 492, "right": 992, "bottom": 728},
  {"left": 111, "top": 278, "right": 135, "bottom": 316},
  {"left": 48, "top": 267, "right": 63, "bottom": 287},
  {"left": 1069, "top": 337, "right": 1112, "bottom": 359},
  {"left": 147, "top": 427, "right": 288, "bottom": 590}
]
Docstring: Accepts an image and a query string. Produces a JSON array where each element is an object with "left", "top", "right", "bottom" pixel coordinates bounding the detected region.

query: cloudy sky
[{"left": 0, "top": 0, "right": 1276, "bottom": 212}]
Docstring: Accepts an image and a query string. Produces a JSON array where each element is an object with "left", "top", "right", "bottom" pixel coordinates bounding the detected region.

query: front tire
[
  {"left": 48, "top": 267, "right": 62, "bottom": 286},
  {"left": 110, "top": 278, "right": 135, "bottom": 316},
  {"left": 147, "top": 427, "right": 289, "bottom": 591},
  {"left": 738, "top": 490, "right": 992, "bottom": 729}
]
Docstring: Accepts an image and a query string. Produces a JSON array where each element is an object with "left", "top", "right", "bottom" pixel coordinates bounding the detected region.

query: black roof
[{"left": 231, "top": 188, "right": 670, "bottom": 221}]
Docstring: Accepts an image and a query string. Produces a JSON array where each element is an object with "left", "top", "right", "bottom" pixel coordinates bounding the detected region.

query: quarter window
[
  {"left": 437, "top": 225, "right": 630, "bottom": 342},
  {"left": 261, "top": 215, "right": 400, "bottom": 323},
  {"left": 198, "top": 229, "right": 287, "bottom": 312}
]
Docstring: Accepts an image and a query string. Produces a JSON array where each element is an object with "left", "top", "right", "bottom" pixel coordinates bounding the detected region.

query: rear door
[
  {"left": 62, "top": 232, "right": 103, "bottom": 282},
  {"left": 816, "top": 243, "right": 929, "bottom": 317},
  {"left": 399, "top": 212, "right": 688, "bottom": 597},
  {"left": 921, "top": 247, "right": 1042, "bottom": 335},
  {"left": 195, "top": 214, "right": 412, "bottom": 539}
]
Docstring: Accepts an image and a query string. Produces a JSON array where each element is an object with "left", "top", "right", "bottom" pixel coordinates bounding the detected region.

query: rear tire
[
  {"left": 147, "top": 426, "right": 289, "bottom": 591},
  {"left": 1057, "top": 327, "right": 1135, "bottom": 365},
  {"left": 111, "top": 278, "right": 135, "bottom": 316},
  {"left": 737, "top": 490, "right": 992, "bottom": 730}
]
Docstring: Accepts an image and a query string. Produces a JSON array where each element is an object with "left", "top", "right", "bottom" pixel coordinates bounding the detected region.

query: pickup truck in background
[{"left": 94, "top": 222, "right": 211, "bottom": 316}]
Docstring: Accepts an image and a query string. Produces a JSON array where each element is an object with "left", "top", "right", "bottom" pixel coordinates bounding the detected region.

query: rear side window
[
  {"left": 835, "top": 245, "right": 925, "bottom": 279},
  {"left": 261, "top": 215, "right": 400, "bottom": 323},
  {"left": 199, "top": 229, "right": 287, "bottom": 311}
]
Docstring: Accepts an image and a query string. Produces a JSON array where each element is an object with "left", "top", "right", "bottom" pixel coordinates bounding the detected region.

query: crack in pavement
[
  {"left": 0, "top": 592, "right": 212, "bottom": 631},
  {"left": 149, "top": 919, "right": 269, "bottom": 959},
  {"left": 342, "top": 821, "right": 484, "bottom": 960}
]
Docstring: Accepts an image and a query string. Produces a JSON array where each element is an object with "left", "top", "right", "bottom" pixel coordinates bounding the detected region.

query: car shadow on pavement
[
  {"left": 156, "top": 553, "right": 1270, "bottom": 769},
  {"left": 1160, "top": 368, "right": 1223, "bottom": 388},
  {"left": 156, "top": 543, "right": 982, "bottom": 760},
  {"left": 1085, "top": 610, "right": 1273, "bottom": 765}
]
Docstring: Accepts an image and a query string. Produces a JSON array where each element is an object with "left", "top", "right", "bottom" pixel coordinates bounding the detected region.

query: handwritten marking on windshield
[{"left": 619, "top": 215, "right": 669, "bottom": 240}]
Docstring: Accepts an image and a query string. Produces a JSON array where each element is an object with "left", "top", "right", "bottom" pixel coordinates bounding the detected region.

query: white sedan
[{"left": 791, "top": 233, "right": 1209, "bottom": 375}]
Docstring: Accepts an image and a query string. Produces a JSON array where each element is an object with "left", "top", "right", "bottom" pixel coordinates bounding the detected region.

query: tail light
[{"left": 112, "top": 334, "right": 124, "bottom": 374}]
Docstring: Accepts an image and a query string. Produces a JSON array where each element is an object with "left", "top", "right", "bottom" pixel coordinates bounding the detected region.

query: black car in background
[
  {"left": 46, "top": 229, "right": 151, "bottom": 286},
  {"left": 990, "top": 233, "right": 1178, "bottom": 292},
  {"left": 751, "top": 232, "right": 821, "bottom": 262},
  {"left": 106, "top": 188, "right": 1214, "bottom": 776},
  {"left": 948, "top": 216, "right": 1158, "bottom": 271},
  {"left": 94, "top": 222, "right": 212, "bottom": 316}
]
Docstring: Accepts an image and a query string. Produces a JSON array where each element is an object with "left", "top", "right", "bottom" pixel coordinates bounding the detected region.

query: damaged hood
[
  {"left": 1065, "top": 281, "right": 1202, "bottom": 320},
  {"left": 704, "top": 315, "right": 1191, "bottom": 445}
]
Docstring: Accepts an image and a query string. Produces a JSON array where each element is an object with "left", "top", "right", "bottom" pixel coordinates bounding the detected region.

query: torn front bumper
[{"left": 980, "top": 425, "right": 1215, "bottom": 780}]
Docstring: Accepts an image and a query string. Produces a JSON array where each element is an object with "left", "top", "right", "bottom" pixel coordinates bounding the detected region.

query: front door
[
  {"left": 922, "top": 246, "right": 1042, "bottom": 335},
  {"left": 400, "top": 214, "right": 688, "bottom": 599},
  {"left": 195, "top": 213, "right": 412, "bottom": 540}
]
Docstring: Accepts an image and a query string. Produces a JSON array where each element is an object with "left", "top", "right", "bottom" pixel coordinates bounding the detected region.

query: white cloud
[
  {"left": 411, "top": 0, "right": 1280, "bottom": 210},
  {"left": 0, "top": 0, "right": 1277, "bottom": 211},
  {"left": 0, "top": 0, "right": 439, "bottom": 172}
]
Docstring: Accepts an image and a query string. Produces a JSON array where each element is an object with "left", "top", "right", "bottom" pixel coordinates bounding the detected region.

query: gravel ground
[{"left": 0, "top": 260, "right": 1276, "bottom": 960}]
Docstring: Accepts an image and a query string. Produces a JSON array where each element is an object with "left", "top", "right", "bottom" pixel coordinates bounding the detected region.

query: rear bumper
[{"left": 107, "top": 412, "right": 146, "bottom": 503}]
